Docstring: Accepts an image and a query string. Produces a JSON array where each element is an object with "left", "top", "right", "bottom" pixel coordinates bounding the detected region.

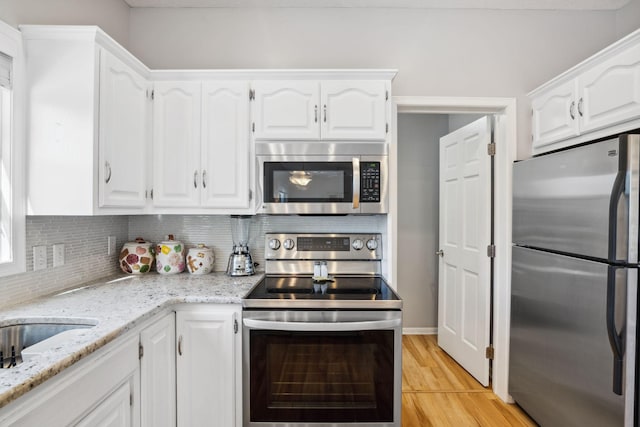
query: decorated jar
[
  {"left": 156, "top": 235, "right": 186, "bottom": 274},
  {"left": 186, "top": 244, "right": 215, "bottom": 275},
  {"left": 119, "top": 238, "right": 154, "bottom": 274}
]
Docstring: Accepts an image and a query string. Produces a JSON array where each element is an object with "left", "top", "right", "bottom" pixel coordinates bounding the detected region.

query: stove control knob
[
  {"left": 366, "top": 239, "right": 378, "bottom": 251},
  {"left": 352, "top": 239, "right": 364, "bottom": 250},
  {"left": 283, "top": 239, "right": 295, "bottom": 250},
  {"left": 268, "top": 239, "right": 281, "bottom": 250}
]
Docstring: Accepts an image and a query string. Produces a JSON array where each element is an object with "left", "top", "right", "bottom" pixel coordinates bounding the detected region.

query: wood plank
[{"left": 402, "top": 335, "right": 535, "bottom": 426}]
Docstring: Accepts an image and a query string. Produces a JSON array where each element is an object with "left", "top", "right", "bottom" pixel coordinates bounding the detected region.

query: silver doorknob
[{"left": 436, "top": 250, "right": 444, "bottom": 257}]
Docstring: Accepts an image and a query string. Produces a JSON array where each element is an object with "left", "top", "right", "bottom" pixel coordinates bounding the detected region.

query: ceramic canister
[
  {"left": 156, "top": 235, "right": 186, "bottom": 274},
  {"left": 186, "top": 244, "right": 215, "bottom": 275},
  {"left": 119, "top": 238, "right": 155, "bottom": 274}
]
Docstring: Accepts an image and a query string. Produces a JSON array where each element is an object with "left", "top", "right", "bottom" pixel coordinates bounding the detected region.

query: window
[{"left": 0, "top": 20, "right": 25, "bottom": 277}]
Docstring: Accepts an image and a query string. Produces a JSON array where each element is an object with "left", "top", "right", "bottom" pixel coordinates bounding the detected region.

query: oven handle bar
[{"left": 243, "top": 318, "right": 401, "bottom": 332}]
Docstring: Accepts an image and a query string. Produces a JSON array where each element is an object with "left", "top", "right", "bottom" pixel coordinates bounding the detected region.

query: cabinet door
[
  {"left": 99, "top": 49, "right": 149, "bottom": 208},
  {"left": 176, "top": 307, "right": 240, "bottom": 427},
  {"left": 579, "top": 42, "right": 640, "bottom": 134},
  {"left": 153, "top": 81, "right": 201, "bottom": 207},
  {"left": 252, "top": 81, "right": 320, "bottom": 140},
  {"left": 321, "top": 80, "right": 387, "bottom": 140},
  {"left": 140, "top": 313, "right": 176, "bottom": 427},
  {"left": 75, "top": 380, "right": 134, "bottom": 427},
  {"left": 531, "top": 79, "right": 580, "bottom": 152},
  {"left": 201, "top": 82, "right": 251, "bottom": 209}
]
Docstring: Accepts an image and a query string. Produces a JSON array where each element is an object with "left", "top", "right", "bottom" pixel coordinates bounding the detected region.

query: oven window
[
  {"left": 249, "top": 330, "right": 394, "bottom": 423},
  {"left": 264, "top": 162, "right": 353, "bottom": 203}
]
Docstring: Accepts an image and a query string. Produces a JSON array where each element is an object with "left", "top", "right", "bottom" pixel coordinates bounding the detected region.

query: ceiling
[{"left": 123, "top": 0, "right": 630, "bottom": 10}]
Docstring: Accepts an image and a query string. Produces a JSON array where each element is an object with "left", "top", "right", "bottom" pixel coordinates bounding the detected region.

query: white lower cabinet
[
  {"left": 175, "top": 305, "right": 242, "bottom": 427},
  {"left": 140, "top": 312, "right": 176, "bottom": 427},
  {"left": 0, "top": 335, "right": 140, "bottom": 427}
]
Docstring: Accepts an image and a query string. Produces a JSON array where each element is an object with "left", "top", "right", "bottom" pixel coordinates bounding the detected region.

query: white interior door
[{"left": 437, "top": 116, "right": 492, "bottom": 386}]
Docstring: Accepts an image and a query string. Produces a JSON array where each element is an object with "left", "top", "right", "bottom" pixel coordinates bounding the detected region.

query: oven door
[{"left": 242, "top": 310, "right": 402, "bottom": 427}]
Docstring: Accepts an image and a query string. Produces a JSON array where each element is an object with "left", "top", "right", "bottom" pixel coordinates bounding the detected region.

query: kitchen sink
[{"left": 0, "top": 319, "right": 97, "bottom": 368}]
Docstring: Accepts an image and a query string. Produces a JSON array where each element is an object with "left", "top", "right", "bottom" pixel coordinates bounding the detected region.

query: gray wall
[
  {"left": 0, "top": 0, "right": 131, "bottom": 47},
  {"left": 615, "top": 0, "right": 640, "bottom": 39},
  {"left": 397, "top": 113, "right": 449, "bottom": 329},
  {"left": 128, "top": 7, "right": 623, "bottom": 159}
]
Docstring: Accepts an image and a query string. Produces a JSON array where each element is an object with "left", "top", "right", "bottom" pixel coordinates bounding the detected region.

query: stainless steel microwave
[{"left": 256, "top": 142, "right": 388, "bottom": 214}]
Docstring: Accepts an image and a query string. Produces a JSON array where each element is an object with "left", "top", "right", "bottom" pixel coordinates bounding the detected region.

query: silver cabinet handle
[
  {"left": 436, "top": 250, "right": 444, "bottom": 257},
  {"left": 352, "top": 157, "right": 360, "bottom": 210},
  {"left": 178, "top": 335, "right": 183, "bottom": 356},
  {"left": 105, "top": 161, "right": 112, "bottom": 184},
  {"left": 323, "top": 104, "right": 327, "bottom": 123},
  {"left": 569, "top": 101, "right": 576, "bottom": 120},
  {"left": 193, "top": 170, "right": 198, "bottom": 189},
  {"left": 578, "top": 98, "right": 584, "bottom": 117},
  {"left": 314, "top": 105, "right": 318, "bottom": 123},
  {"left": 202, "top": 170, "right": 207, "bottom": 189}
]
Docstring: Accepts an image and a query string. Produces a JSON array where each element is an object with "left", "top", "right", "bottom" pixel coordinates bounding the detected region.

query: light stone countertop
[{"left": 0, "top": 272, "right": 263, "bottom": 410}]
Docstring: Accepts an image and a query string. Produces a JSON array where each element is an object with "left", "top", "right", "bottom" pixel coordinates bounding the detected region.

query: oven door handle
[{"left": 243, "top": 318, "right": 401, "bottom": 332}]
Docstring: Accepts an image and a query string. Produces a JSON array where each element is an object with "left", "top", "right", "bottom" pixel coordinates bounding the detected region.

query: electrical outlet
[
  {"left": 33, "top": 246, "right": 47, "bottom": 271},
  {"left": 108, "top": 236, "right": 117, "bottom": 255},
  {"left": 53, "top": 244, "right": 65, "bottom": 267}
]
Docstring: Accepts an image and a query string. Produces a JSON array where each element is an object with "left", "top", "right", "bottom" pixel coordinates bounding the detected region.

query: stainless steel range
[{"left": 242, "top": 233, "right": 402, "bottom": 427}]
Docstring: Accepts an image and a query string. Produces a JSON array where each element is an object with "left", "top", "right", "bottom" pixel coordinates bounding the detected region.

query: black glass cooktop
[{"left": 245, "top": 276, "right": 401, "bottom": 302}]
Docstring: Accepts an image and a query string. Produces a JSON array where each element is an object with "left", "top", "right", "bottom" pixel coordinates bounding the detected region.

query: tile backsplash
[
  {"left": 1, "top": 214, "right": 385, "bottom": 309},
  {"left": 1, "top": 216, "right": 129, "bottom": 309}
]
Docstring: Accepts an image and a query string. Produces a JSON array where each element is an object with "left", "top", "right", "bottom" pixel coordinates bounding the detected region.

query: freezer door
[
  {"left": 510, "top": 246, "right": 636, "bottom": 427},
  {"left": 512, "top": 135, "right": 640, "bottom": 263}
]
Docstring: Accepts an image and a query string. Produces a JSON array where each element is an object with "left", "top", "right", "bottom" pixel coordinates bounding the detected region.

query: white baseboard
[{"left": 402, "top": 327, "right": 437, "bottom": 335}]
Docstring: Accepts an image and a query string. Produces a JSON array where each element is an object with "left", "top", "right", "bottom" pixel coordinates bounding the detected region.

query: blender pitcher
[{"left": 226, "top": 215, "right": 255, "bottom": 276}]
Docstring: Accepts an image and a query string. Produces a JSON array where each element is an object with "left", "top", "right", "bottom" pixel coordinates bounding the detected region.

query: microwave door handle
[
  {"left": 243, "top": 318, "right": 401, "bottom": 332},
  {"left": 353, "top": 157, "right": 360, "bottom": 209}
]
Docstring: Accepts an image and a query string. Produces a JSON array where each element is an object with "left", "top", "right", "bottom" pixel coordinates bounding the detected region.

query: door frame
[{"left": 390, "top": 96, "right": 517, "bottom": 403}]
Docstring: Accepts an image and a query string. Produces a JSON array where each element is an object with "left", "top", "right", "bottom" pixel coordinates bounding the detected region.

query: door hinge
[
  {"left": 138, "top": 342, "right": 144, "bottom": 359},
  {"left": 248, "top": 189, "right": 253, "bottom": 201},
  {"left": 130, "top": 393, "right": 134, "bottom": 406},
  {"left": 487, "top": 244, "right": 496, "bottom": 258},
  {"left": 487, "top": 142, "right": 496, "bottom": 156},
  {"left": 249, "top": 89, "right": 255, "bottom": 101},
  {"left": 252, "top": 122, "right": 255, "bottom": 133},
  {"left": 234, "top": 319, "right": 239, "bottom": 334},
  {"left": 385, "top": 90, "right": 389, "bottom": 101},
  {"left": 144, "top": 190, "right": 148, "bottom": 199},
  {"left": 150, "top": 189, "right": 154, "bottom": 200},
  {"left": 485, "top": 346, "right": 494, "bottom": 360},
  {"left": 150, "top": 89, "right": 154, "bottom": 100},
  {"left": 385, "top": 123, "right": 389, "bottom": 133}
]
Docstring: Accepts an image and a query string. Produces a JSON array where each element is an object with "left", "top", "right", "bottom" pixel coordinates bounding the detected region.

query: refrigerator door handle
[
  {"left": 606, "top": 265, "right": 626, "bottom": 395},
  {"left": 607, "top": 169, "right": 626, "bottom": 262}
]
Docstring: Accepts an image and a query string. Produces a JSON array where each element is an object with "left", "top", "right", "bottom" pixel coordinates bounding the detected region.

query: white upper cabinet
[
  {"left": 201, "top": 82, "right": 250, "bottom": 209},
  {"left": 99, "top": 49, "right": 149, "bottom": 208},
  {"left": 152, "top": 81, "right": 202, "bottom": 208},
  {"left": 152, "top": 79, "right": 251, "bottom": 212},
  {"left": 22, "top": 26, "right": 151, "bottom": 215},
  {"left": 321, "top": 81, "right": 388, "bottom": 140},
  {"left": 252, "top": 79, "right": 389, "bottom": 141},
  {"left": 530, "top": 28, "right": 640, "bottom": 155},
  {"left": 252, "top": 81, "right": 320, "bottom": 140}
]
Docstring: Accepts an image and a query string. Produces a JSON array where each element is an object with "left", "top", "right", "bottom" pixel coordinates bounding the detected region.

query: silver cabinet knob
[
  {"left": 268, "top": 239, "right": 281, "bottom": 250},
  {"left": 283, "top": 239, "right": 295, "bottom": 250},
  {"left": 436, "top": 250, "right": 444, "bottom": 257},
  {"left": 366, "top": 239, "right": 378, "bottom": 250},
  {"left": 352, "top": 239, "right": 364, "bottom": 250}
]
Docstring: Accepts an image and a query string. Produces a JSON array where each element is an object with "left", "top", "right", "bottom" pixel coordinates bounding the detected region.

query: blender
[{"left": 226, "top": 215, "right": 256, "bottom": 276}]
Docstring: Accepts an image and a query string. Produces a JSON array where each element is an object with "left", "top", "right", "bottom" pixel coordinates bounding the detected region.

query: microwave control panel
[{"left": 361, "top": 162, "right": 381, "bottom": 202}]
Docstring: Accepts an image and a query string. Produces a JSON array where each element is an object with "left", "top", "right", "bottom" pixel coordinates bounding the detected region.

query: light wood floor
[{"left": 402, "top": 335, "right": 537, "bottom": 427}]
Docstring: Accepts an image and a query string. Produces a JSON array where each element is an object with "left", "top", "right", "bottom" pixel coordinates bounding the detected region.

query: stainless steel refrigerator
[{"left": 511, "top": 134, "right": 639, "bottom": 427}]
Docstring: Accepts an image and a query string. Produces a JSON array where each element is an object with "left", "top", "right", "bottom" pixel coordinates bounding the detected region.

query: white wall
[
  {"left": 397, "top": 113, "right": 448, "bottom": 329},
  {"left": 0, "top": 0, "right": 131, "bottom": 47},
  {"left": 128, "top": 7, "right": 621, "bottom": 158},
  {"left": 615, "top": 0, "right": 640, "bottom": 39}
]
